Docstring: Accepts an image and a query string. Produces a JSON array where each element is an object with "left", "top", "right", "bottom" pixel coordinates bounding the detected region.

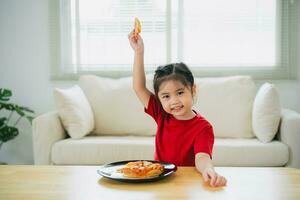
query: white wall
[{"left": 0, "top": 0, "right": 300, "bottom": 164}]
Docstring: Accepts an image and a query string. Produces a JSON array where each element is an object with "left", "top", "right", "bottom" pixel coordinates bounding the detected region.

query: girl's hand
[
  {"left": 202, "top": 167, "right": 227, "bottom": 187},
  {"left": 128, "top": 30, "right": 144, "bottom": 54}
]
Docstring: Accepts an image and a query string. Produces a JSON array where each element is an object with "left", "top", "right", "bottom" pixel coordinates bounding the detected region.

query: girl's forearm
[
  {"left": 195, "top": 153, "right": 214, "bottom": 174},
  {"left": 133, "top": 51, "right": 146, "bottom": 92}
]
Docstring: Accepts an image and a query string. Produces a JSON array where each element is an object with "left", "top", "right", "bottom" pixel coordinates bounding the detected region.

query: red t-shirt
[{"left": 145, "top": 94, "right": 214, "bottom": 166}]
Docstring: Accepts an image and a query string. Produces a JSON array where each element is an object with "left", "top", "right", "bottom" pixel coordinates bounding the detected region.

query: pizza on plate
[{"left": 117, "top": 161, "right": 164, "bottom": 178}]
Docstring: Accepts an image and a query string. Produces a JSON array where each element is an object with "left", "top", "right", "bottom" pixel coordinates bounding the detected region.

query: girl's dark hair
[{"left": 153, "top": 62, "right": 194, "bottom": 97}]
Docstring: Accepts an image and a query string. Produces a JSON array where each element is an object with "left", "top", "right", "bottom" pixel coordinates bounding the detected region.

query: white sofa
[{"left": 32, "top": 75, "right": 300, "bottom": 168}]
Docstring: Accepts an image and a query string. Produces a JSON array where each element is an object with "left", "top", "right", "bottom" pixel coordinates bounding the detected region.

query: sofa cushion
[
  {"left": 79, "top": 75, "right": 156, "bottom": 136},
  {"left": 51, "top": 137, "right": 288, "bottom": 166},
  {"left": 252, "top": 83, "right": 281, "bottom": 143},
  {"left": 53, "top": 85, "right": 94, "bottom": 139},
  {"left": 194, "top": 76, "right": 256, "bottom": 138}
]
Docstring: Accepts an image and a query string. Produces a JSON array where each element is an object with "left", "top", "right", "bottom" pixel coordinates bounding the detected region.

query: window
[{"left": 51, "top": 0, "right": 293, "bottom": 79}]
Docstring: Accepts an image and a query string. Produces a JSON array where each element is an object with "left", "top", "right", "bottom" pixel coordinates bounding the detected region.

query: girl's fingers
[
  {"left": 202, "top": 172, "right": 209, "bottom": 182},
  {"left": 129, "top": 32, "right": 138, "bottom": 41},
  {"left": 128, "top": 29, "right": 141, "bottom": 42},
  {"left": 221, "top": 177, "right": 227, "bottom": 186},
  {"left": 204, "top": 169, "right": 227, "bottom": 187},
  {"left": 219, "top": 176, "right": 226, "bottom": 186},
  {"left": 217, "top": 176, "right": 225, "bottom": 187},
  {"left": 128, "top": 30, "right": 143, "bottom": 52},
  {"left": 128, "top": 30, "right": 134, "bottom": 38},
  {"left": 129, "top": 29, "right": 137, "bottom": 39},
  {"left": 209, "top": 173, "right": 217, "bottom": 186},
  {"left": 129, "top": 33, "right": 134, "bottom": 39},
  {"left": 216, "top": 176, "right": 227, "bottom": 187},
  {"left": 128, "top": 30, "right": 135, "bottom": 39},
  {"left": 214, "top": 175, "right": 221, "bottom": 186}
]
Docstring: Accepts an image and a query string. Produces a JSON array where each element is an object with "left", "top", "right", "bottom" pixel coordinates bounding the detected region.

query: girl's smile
[{"left": 158, "top": 80, "right": 196, "bottom": 120}]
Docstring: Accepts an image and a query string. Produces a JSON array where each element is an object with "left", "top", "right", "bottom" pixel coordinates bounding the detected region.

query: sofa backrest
[{"left": 79, "top": 75, "right": 256, "bottom": 138}]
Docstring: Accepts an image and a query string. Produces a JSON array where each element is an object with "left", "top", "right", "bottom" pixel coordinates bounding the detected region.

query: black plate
[{"left": 97, "top": 160, "right": 177, "bottom": 183}]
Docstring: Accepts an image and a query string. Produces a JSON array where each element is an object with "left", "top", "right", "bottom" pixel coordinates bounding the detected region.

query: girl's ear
[
  {"left": 192, "top": 84, "right": 198, "bottom": 105},
  {"left": 192, "top": 85, "right": 197, "bottom": 96}
]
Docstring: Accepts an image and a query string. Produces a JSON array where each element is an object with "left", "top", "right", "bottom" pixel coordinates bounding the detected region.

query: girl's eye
[
  {"left": 178, "top": 91, "right": 184, "bottom": 95},
  {"left": 162, "top": 95, "right": 169, "bottom": 99}
]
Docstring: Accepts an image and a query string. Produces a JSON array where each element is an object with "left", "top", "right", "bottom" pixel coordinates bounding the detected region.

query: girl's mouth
[{"left": 171, "top": 105, "right": 184, "bottom": 112}]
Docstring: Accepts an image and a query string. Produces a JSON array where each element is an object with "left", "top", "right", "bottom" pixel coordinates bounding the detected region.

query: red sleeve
[
  {"left": 144, "top": 94, "right": 162, "bottom": 123},
  {"left": 194, "top": 125, "right": 214, "bottom": 159}
]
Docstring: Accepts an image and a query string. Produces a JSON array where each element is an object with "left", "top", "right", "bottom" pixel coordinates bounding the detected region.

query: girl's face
[{"left": 157, "top": 80, "right": 196, "bottom": 120}]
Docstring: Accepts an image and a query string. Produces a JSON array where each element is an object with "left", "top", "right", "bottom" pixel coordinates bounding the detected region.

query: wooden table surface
[{"left": 0, "top": 165, "right": 300, "bottom": 200}]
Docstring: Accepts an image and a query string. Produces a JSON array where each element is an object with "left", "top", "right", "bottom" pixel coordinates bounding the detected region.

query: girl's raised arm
[{"left": 128, "top": 31, "right": 151, "bottom": 108}]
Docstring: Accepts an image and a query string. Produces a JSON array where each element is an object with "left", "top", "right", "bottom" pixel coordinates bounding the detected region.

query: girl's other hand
[
  {"left": 128, "top": 30, "right": 144, "bottom": 54},
  {"left": 202, "top": 167, "right": 227, "bottom": 187}
]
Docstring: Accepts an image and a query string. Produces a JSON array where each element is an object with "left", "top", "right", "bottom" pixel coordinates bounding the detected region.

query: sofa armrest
[
  {"left": 277, "top": 109, "right": 300, "bottom": 168},
  {"left": 32, "top": 111, "right": 67, "bottom": 165}
]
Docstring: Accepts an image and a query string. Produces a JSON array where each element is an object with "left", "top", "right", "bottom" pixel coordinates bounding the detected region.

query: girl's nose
[{"left": 170, "top": 96, "right": 180, "bottom": 105}]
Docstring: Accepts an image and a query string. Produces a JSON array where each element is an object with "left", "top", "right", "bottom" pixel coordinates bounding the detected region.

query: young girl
[{"left": 128, "top": 31, "right": 227, "bottom": 187}]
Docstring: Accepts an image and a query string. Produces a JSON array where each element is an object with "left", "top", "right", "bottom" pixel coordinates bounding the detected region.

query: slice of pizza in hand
[{"left": 134, "top": 17, "right": 141, "bottom": 34}]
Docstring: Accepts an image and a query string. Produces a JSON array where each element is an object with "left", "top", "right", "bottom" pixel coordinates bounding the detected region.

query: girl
[{"left": 128, "top": 31, "right": 227, "bottom": 187}]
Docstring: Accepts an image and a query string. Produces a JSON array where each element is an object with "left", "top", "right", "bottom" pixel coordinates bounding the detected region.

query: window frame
[{"left": 49, "top": 0, "right": 295, "bottom": 80}]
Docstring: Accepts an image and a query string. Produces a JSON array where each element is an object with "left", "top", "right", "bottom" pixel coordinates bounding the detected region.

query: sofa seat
[
  {"left": 213, "top": 138, "right": 288, "bottom": 166},
  {"left": 51, "top": 136, "right": 288, "bottom": 166},
  {"left": 51, "top": 136, "right": 155, "bottom": 165}
]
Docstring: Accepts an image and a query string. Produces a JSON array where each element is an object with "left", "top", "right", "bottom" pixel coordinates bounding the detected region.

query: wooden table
[{"left": 0, "top": 165, "right": 299, "bottom": 200}]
